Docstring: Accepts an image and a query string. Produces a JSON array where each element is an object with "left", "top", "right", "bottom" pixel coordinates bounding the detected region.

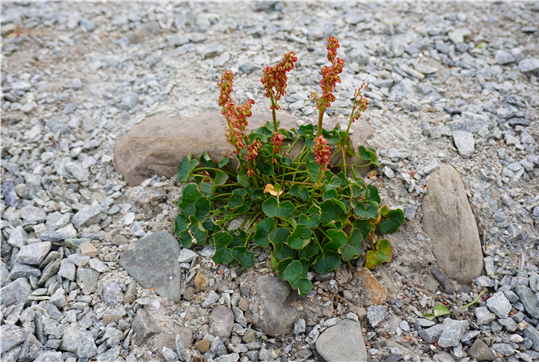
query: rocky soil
[{"left": 1, "top": 1, "right": 539, "bottom": 362}]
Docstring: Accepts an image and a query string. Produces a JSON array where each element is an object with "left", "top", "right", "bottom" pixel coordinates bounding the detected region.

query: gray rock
[
  {"left": 38, "top": 259, "right": 61, "bottom": 285},
  {"left": 486, "top": 292, "right": 512, "bottom": 319},
  {"left": 49, "top": 288, "right": 67, "bottom": 308},
  {"left": 216, "top": 353, "right": 240, "bottom": 362},
  {"left": 493, "top": 343, "right": 514, "bottom": 356},
  {"left": 251, "top": 276, "right": 300, "bottom": 336},
  {"left": 294, "top": 318, "right": 306, "bottom": 335},
  {"left": 390, "top": 79, "right": 415, "bottom": 98},
  {"left": 89, "top": 258, "right": 109, "bottom": 273},
  {"left": 102, "top": 282, "right": 123, "bottom": 307},
  {"left": 210, "top": 337, "right": 228, "bottom": 356},
  {"left": 495, "top": 50, "right": 516, "bottom": 65},
  {"left": 0, "top": 278, "right": 32, "bottom": 306},
  {"left": 422, "top": 165, "right": 483, "bottom": 284},
  {"left": 131, "top": 308, "right": 161, "bottom": 346},
  {"left": 515, "top": 285, "right": 539, "bottom": 319},
  {"left": 120, "top": 231, "right": 182, "bottom": 302},
  {"left": 175, "top": 333, "right": 187, "bottom": 361},
  {"left": 167, "top": 35, "right": 190, "bottom": 46},
  {"left": 430, "top": 267, "right": 454, "bottom": 294},
  {"left": 423, "top": 163, "right": 440, "bottom": 175},
  {"left": 474, "top": 276, "right": 495, "bottom": 287},
  {"left": 35, "top": 351, "right": 62, "bottom": 362},
  {"left": 523, "top": 326, "right": 539, "bottom": 350},
  {"left": 163, "top": 346, "right": 178, "bottom": 362},
  {"left": 239, "top": 64, "right": 256, "bottom": 74},
  {"left": 316, "top": 319, "right": 368, "bottom": 362},
  {"left": 11, "top": 81, "right": 32, "bottom": 91},
  {"left": 453, "top": 130, "right": 475, "bottom": 158},
  {"left": 404, "top": 204, "right": 418, "bottom": 220},
  {"left": 258, "top": 349, "right": 277, "bottom": 361},
  {"left": 40, "top": 230, "right": 67, "bottom": 242},
  {"left": 18, "top": 334, "right": 43, "bottom": 361},
  {"left": 475, "top": 307, "right": 496, "bottom": 325},
  {"left": 209, "top": 305, "right": 234, "bottom": 338},
  {"left": 95, "top": 346, "right": 120, "bottom": 362},
  {"left": 498, "top": 317, "right": 517, "bottom": 332},
  {"left": 9, "top": 263, "right": 41, "bottom": 280},
  {"left": 72, "top": 206, "right": 101, "bottom": 229},
  {"left": 8, "top": 225, "right": 27, "bottom": 248},
  {"left": 80, "top": 19, "right": 95, "bottom": 32},
  {"left": 418, "top": 324, "right": 445, "bottom": 343},
  {"left": 76, "top": 267, "right": 100, "bottom": 295},
  {"left": 1, "top": 181, "right": 19, "bottom": 207},
  {"left": 519, "top": 58, "right": 539, "bottom": 73},
  {"left": 177, "top": 248, "right": 198, "bottom": 263},
  {"left": 232, "top": 306, "right": 247, "bottom": 327},
  {"left": 367, "top": 305, "right": 388, "bottom": 327},
  {"left": 202, "top": 290, "right": 219, "bottom": 308},
  {"left": 16, "top": 242, "right": 51, "bottom": 265},
  {"left": 76, "top": 330, "right": 97, "bottom": 358},
  {"left": 438, "top": 319, "right": 469, "bottom": 348},
  {"left": 58, "top": 259, "right": 77, "bottom": 281},
  {"left": 121, "top": 92, "right": 139, "bottom": 111},
  {"left": 0, "top": 325, "right": 27, "bottom": 354}
]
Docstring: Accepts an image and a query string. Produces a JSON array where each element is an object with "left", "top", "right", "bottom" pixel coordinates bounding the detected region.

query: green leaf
[
  {"left": 339, "top": 228, "right": 364, "bottom": 261},
  {"left": 298, "top": 214, "right": 320, "bottom": 228},
  {"left": 174, "top": 214, "right": 189, "bottom": 236},
  {"left": 353, "top": 220, "right": 375, "bottom": 240},
  {"left": 320, "top": 199, "right": 348, "bottom": 225},
  {"left": 287, "top": 224, "right": 311, "bottom": 249},
  {"left": 214, "top": 170, "right": 228, "bottom": 185},
  {"left": 229, "top": 188, "right": 248, "bottom": 209},
  {"left": 290, "top": 184, "right": 309, "bottom": 201},
  {"left": 237, "top": 170, "right": 250, "bottom": 188},
  {"left": 199, "top": 182, "right": 215, "bottom": 199},
  {"left": 251, "top": 188, "right": 265, "bottom": 201},
  {"left": 269, "top": 228, "right": 293, "bottom": 261},
  {"left": 305, "top": 158, "right": 321, "bottom": 183},
  {"left": 423, "top": 304, "right": 451, "bottom": 320},
  {"left": 364, "top": 239, "right": 393, "bottom": 269},
  {"left": 322, "top": 129, "right": 340, "bottom": 144},
  {"left": 354, "top": 202, "right": 379, "bottom": 220},
  {"left": 378, "top": 209, "right": 405, "bottom": 234},
  {"left": 305, "top": 137, "right": 314, "bottom": 148},
  {"left": 231, "top": 248, "right": 255, "bottom": 269},
  {"left": 212, "top": 231, "right": 234, "bottom": 264},
  {"left": 253, "top": 218, "right": 275, "bottom": 248},
  {"left": 230, "top": 230, "right": 247, "bottom": 248},
  {"left": 282, "top": 260, "right": 313, "bottom": 295},
  {"left": 212, "top": 231, "right": 233, "bottom": 247},
  {"left": 327, "top": 229, "right": 348, "bottom": 249},
  {"left": 194, "top": 197, "right": 210, "bottom": 220},
  {"left": 325, "top": 176, "right": 342, "bottom": 190},
  {"left": 179, "top": 184, "right": 201, "bottom": 216},
  {"left": 299, "top": 242, "right": 319, "bottom": 260},
  {"left": 275, "top": 257, "right": 293, "bottom": 280},
  {"left": 262, "top": 197, "right": 295, "bottom": 219},
  {"left": 312, "top": 251, "right": 341, "bottom": 275},
  {"left": 252, "top": 125, "right": 273, "bottom": 137},
  {"left": 218, "top": 158, "right": 230, "bottom": 168},
  {"left": 201, "top": 151, "right": 213, "bottom": 164},
  {"left": 322, "top": 189, "right": 338, "bottom": 201},
  {"left": 366, "top": 184, "right": 381, "bottom": 204},
  {"left": 256, "top": 159, "right": 274, "bottom": 176},
  {"left": 178, "top": 230, "right": 194, "bottom": 248},
  {"left": 281, "top": 155, "right": 292, "bottom": 166},
  {"left": 177, "top": 154, "right": 199, "bottom": 183}
]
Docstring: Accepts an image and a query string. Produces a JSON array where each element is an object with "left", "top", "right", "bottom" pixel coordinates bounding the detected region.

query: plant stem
[
  {"left": 317, "top": 106, "right": 326, "bottom": 136},
  {"left": 270, "top": 94, "right": 278, "bottom": 132},
  {"left": 460, "top": 289, "right": 488, "bottom": 310}
]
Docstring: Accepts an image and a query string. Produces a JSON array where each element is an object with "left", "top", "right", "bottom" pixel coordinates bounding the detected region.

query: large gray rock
[
  {"left": 315, "top": 319, "right": 368, "bottom": 362},
  {"left": 519, "top": 58, "right": 539, "bottom": 73},
  {"left": 0, "top": 278, "right": 32, "bottom": 306},
  {"left": 113, "top": 111, "right": 374, "bottom": 186},
  {"left": 209, "top": 305, "right": 234, "bottom": 338},
  {"left": 515, "top": 285, "right": 539, "bottom": 319},
  {"left": 17, "top": 242, "right": 51, "bottom": 265},
  {"left": 422, "top": 165, "right": 483, "bottom": 284},
  {"left": 18, "top": 333, "right": 43, "bottom": 361},
  {"left": 76, "top": 267, "right": 100, "bottom": 295},
  {"left": 7, "top": 225, "right": 27, "bottom": 248},
  {"left": 72, "top": 206, "right": 101, "bottom": 229},
  {"left": 252, "top": 276, "right": 300, "bottom": 337},
  {"left": 0, "top": 325, "right": 27, "bottom": 354},
  {"left": 120, "top": 231, "right": 182, "bottom": 302},
  {"left": 35, "top": 351, "right": 62, "bottom": 362},
  {"left": 131, "top": 308, "right": 161, "bottom": 346}
]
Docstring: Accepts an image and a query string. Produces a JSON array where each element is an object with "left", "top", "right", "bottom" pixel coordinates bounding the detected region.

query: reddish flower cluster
[
  {"left": 261, "top": 51, "right": 298, "bottom": 110},
  {"left": 317, "top": 36, "right": 344, "bottom": 110},
  {"left": 350, "top": 83, "right": 369, "bottom": 123},
  {"left": 217, "top": 70, "right": 255, "bottom": 155},
  {"left": 271, "top": 132, "right": 284, "bottom": 154},
  {"left": 245, "top": 140, "right": 263, "bottom": 176},
  {"left": 313, "top": 135, "right": 331, "bottom": 170}
]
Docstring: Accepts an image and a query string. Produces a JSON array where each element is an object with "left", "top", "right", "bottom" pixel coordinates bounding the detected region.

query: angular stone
[
  {"left": 49, "top": 288, "right": 67, "bottom": 308},
  {"left": 8, "top": 225, "right": 27, "bottom": 248},
  {"left": 195, "top": 338, "right": 210, "bottom": 353},
  {"left": 515, "top": 285, "right": 539, "bottom": 319},
  {"left": 422, "top": 165, "right": 483, "bottom": 284},
  {"left": 40, "top": 230, "right": 66, "bottom": 242},
  {"left": 96, "top": 346, "right": 120, "bottom": 362},
  {"left": 357, "top": 267, "right": 387, "bottom": 304},
  {"left": 72, "top": 206, "right": 101, "bottom": 229},
  {"left": 131, "top": 308, "right": 161, "bottom": 346},
  {"left": 120, "top": 231, "right": 182, "bottom": 302},
  {"left": 0, "top": 325, "right": 27, "bottom": 354},
  {"left": 175, "top": 334, "right": 187, "bottom": 361},
  {"left": 492, "top": 343, "right": 514, "bottom": 356},
  {"left": 16, "top": 242, "right": 51, "bottom": 266},
  {"left": 20, "top": 205, "right": 46, "bottom": 223},
  {"left": 209, "top": 305, "right": 234, "bottom": 338},
  {"left": 76, "top": 330, "right": 97, "bottom": 358},
  {"left": 475, "top": 307, "right": 496, "bottom": 325},
  {"left": 390, "top": 79, "right": 415, "bottom": 98},
  {"left": 162, "top": 346, "right": 178, "bottom": 362},
  {"left": 18, "top": 334, "right": 43, "bottom": 361},
  {"left": 453, "top": 130, "right": 474, "bottom": 158},
  {"left": 523, "top": 325, "right": 539, "bottom": 350},
  {"left": 76, "top": 267, "right": 100, "bottom": 295},
  {"left": 495, "top": 50, "right": 515, "bottom": 65},
  {"left": 252, "top": 276, "right": 300, "bottom": 337},
  {"left": 58, "top": 259, "right": 76, "bottom": 281},
  {"left": 438, "top": 318, "right": 469, "bottom": 348},
  {"left": 1, "top": 181, "right": 19, "bottom": 207},
  {"left": 519, "top": 58, "right": 539, "bottom": 73},
  {"left": 210, "top": 337, "right": 228, "bottom": 356},
  {"left": 114, "top": 111, "right": 373, "bottom": 186},
  {"left": 8, "top": 263, "right": 41, "bottom": 281},
  {"left": 418, "top": 324, "right": 445, "bottom": 343},
  {"left": 486, "top": 292, "right": 511, "bottom": 319},
  {"left": 367, "top": 305, "right": 388, "bottom": 327},
  {"left": 38, "top": 259, "right": 61, "bottom": 285},
  {"left": 102, "top": 282, "right": 123, "bottom": 307},
  {"left": 79, "top": 241, "right": 98, "bottom": 258},
  {"left": 35, "top": 351, "right": 62, "bottom": 362},
  {"left": 178, "top": 248, "right": 198, "bottom": 263},
  {"left": 316, "top": 319, "right": 368, "bottom": 362}
]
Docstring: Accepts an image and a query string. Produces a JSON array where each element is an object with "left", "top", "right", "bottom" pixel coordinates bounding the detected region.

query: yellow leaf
[{"left": 264, "top": 184, "right": 283, "bottom": 196}]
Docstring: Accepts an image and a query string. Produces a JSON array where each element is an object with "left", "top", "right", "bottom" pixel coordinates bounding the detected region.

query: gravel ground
[{"left": 1, "top": 1, "right": 539, "bottom": 362}]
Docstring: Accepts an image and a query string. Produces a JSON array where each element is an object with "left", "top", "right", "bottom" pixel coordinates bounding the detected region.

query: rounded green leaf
[
  {"left": 177, "top": 154, "right": 199, "bottom": 183},
  {"left": 354, "top": 202, "right": 379, "bottom": 220},
  {"left": 378, "top": 209, "right": 405, "bottom": 234},
  {"left": 290, "top": 184, "right": 309, "bottom": 201},
  {"left": 212, "top": 246, "right": 233, "bottom": 265},
  {"left": 366, "top": 184, "right": 381, "bottom": 204},
  {"left": 179, "top": 184, "right": 201, "bottom": 216},
  {"left": 352, "top": 220, "right": 375, "bottom": 240},
  {"left": 214, "top": 170, "right": 228, "bottom": 185},
  {"left": 298, "top": 214, "right": 320, "bottom": 228},
  {"left": 229, "top": 188, "right": 248, "bottom": 209},
  {"left": 364, "top": 239, "right": 393, "bottom": 269},
  {"left": 212, "top": 231, "right": 234, "bottom": 247},
  {"left": 312, "top": 251, "right": 341, "bottom": 275},
  {"left": 282, "top": 260, "right": 303, "bottom": 289},
  {"left": 218, "top": 158, "right": 230, "bottom": 168},
  {"left": 253, "top": 218, "right": 275, "bottom": 248},
  {"left": 322, "top": 189, "right": 338, "bottom": 201},
  {"left": 327, "top": 229, "right": 347, "bottom": 249},
  {"left": 287, "top": 224, "right": 311, "bottom": 250},
  {"left": 298, "top": 242, "right": 319, "bottom": 260},
  {"left": 320, "top": 199, "right": 348, "bottom": 225},
  {"left": 339, "top": 228, "right": 364, "bottom": 262},
  {"left": 231, "top": 247, "right": 255, "bottom": 269},
  {"left": 262, "top": 197, "right": 295, "bottom": 218},
  {"left": 174, "top": 214, "right": 189, "bottom": 237}
]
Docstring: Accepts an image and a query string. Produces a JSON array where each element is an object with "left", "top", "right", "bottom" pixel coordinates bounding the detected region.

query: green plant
[{"left": 173, "top": 37, "right": 404, "bottom": 295}]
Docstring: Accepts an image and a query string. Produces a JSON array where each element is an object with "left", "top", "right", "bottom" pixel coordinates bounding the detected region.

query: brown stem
[{"left": 317, "top": 106, "right": 326, "bottom": 136}]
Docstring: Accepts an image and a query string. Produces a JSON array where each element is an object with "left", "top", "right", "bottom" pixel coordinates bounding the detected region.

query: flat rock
[
  {"left": 72, "top": 206, "right": 101, "bottom": 229},
  {"left": 114, "top": 111, "right": 373, "bottom": 186},
  {"left": 35, "top": 351, "right": 62, "bottom": 362},
  {"left": 76, "top": 267, "right": 100, "bottom": 295},
  {"left": 467, "top": 338, "right": 495, "bottom": 361},
  {"left": 422, "top": 165, "right": 483, "bottom": 284},
  {"left": 453, "top": 130, "right": 474, "bottom": 158},
  {"left": 16, "top": 242, "right": 51, "bottom": 266},
  {"left": 131, "top": 308, "right": 161, "bottom": 346},
  {"left": 515, "top": 285, "right": 539, "bottom": 319},
  {"left": 357, "top": 268, "right": 387, "bottom": 304},
  {"left": 315, "top": 319, "right": 368, "bottom": 362},
  {"left": 486, "top": 292, "right": 511, "bottom": 319},
  {"left": 438, "top": 318, "right": 469, "bottom": 347},
  {"left": 209, "top": 305, "right": 235, "bottom": 338},
  {"left": 252, "top": 276, "right": 300, "bottom": 337},
  {"left": 0, "top": 324, "right": 27, "bottom": 354},
  {"left": 120, "top": 231, "right": 182, "bottom": 302},
  {"left": 519, "top": 58, "right": 539, "bottom": 73}
]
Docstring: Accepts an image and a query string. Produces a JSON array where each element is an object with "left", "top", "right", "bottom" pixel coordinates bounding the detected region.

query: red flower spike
[
  {"left": 271, "top": 132, "right": 285, "bottom": 154},
  {"left": 350, "top": 82, "right": 369, "bottom": 123},
  {"left": 313, "top": 135, "right": 331, "bottom": 170},
  {"left": 316, "top": 37, "right": 344, "bottom": 111},
  {"left": 261, "top": 51, "right": 298, "bottom": 110},
  {"left": 246, "top": 140, "right": 262, "bottom": 162},
  {"left": 326, "top": 36, "right": 340, "bottom": 63}
]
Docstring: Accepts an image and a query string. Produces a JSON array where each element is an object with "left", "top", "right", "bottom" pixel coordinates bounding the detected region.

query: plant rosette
[{"left": 173, "top": 37, "right": 404, "bottom": 295}]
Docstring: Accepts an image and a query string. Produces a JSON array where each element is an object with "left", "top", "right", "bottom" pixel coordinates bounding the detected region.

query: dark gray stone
[
  {"left": 210, "top": 337, "right": 227, "bottom": 356},
  {"left": 418, "top": 324, "right": 445, "bottom": 343},
  {"left": 120, "top": 231, "right": 182, "bottom": 302},
  {"left": 523, "top": 326, "right": 539, "bottom": 351},
  {"left": 76, "top": 267, "right": 100, "bottom": 295},
  {"left": 1, "top": 181, "right": 19, "bottom": 207},
  {"left": 430, "top": 267, "right": 454, "bottom": 294},
  {"left": 131, "top": 308, "right": 161, "bottom": 346},
  {"left": 209, "top": 305, "right": 234, "bottom": 338},
  {"left": 40, "top": 230, "right": 67, "bottom": 242},
  {"left": 515, "top": 285, "right": 539, "bottom": 319},
  {"left": 467, "top": 338, "right": 495, "bottom": 361},
  {"left": 316, "top": 319, "right": 368, "bottom": 362},
  {"left": 252, "top": 276, "right": 300, "bottom": 336},
  {"left": 8, "top": 263, "right": 41, "bottom": 281},
  {"left": 493, "top": 343, "right": 514, "bottom": 356}
]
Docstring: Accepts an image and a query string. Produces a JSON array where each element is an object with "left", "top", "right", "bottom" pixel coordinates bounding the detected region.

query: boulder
[
  {"left": 114, "top": 111, "right": 374, "bottom": 186},
  {"left": 422, "top": 165, "right": 483, "bottom": 284},
  {"left": 119, "top": 231, "right": 182, "bottom": 302},
  {"left": 315, "top": 319, "right": 368, "bottom": 362}
]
